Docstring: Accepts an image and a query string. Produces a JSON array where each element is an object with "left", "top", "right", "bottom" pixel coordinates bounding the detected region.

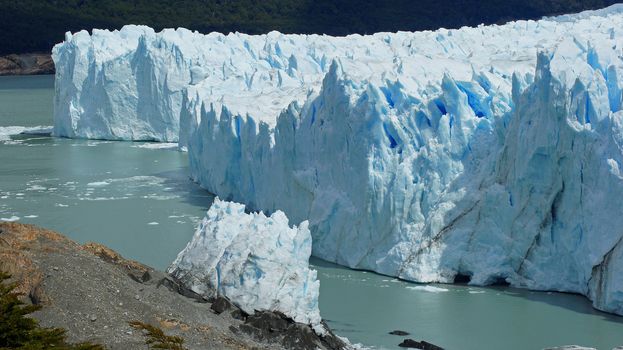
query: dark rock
[
  {"left": 398, "top": 339, "right": 444, "bottom": 350},
  {"left": 230, "top": 308, "right": 247, "bottom": 320},
  {"left": 238, "top": 324, "right": 270, "bottom": 341},
  {"left": 399, "top": 339, "right": 424, "bottom": 348},
  {"left": 319, "top": 322, "right": 349, "bottom": 350},
  {"left": 156, "top": 276, "right": 207, "bottom": 302},
  {"left": 420, "top": 341, "right": 444, "bottom": 350},
  {"left": 128, "top": 270, "right": 151, "bottom": 283},
  {"left": 239, "top": 311, "right": 348, "bottom": 350},
  {"left": 282, "top": 323, "right": 322, "bottom": 350},
  {"left": 211, "top": 296, "right": 232, "bottom": 314},
  {"left": 28, "top": 287, "right": 43, "bottom": 305},
  {"left": 0, "top": 54, "right": 55, "bottom": 76},
  {"left": 390, "top": 330, "right": 411, "bottom": 336},
  {"left": 246, "top": 311, "right": 290, "bottom": 332},
  {"left": 228, "top": 325, "right": 239, "bottom": 334}
]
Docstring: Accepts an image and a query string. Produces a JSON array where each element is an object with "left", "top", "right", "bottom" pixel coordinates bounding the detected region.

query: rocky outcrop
[
  {"left": 0, "top": 53, "right": 54, "bottom": 75},
  {"left": 0, "top": 222, "right": 346, "bottom": 349}
]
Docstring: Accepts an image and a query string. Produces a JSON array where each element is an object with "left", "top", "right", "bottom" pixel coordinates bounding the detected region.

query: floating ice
[
  {"left": 0, "top": 126, "right": 52, "bottom": 141},
  {"left": 131, "top": 142, "right": 179, "bottom": 150},
  {"left": 168, "top": 198, "right": 322, "bottom": 331},
  {"left": 86, "top": 181, "right": 109, "bottom": 187},
  {"left": 406, "top": 286, "right": 450, "bottom": 293}
]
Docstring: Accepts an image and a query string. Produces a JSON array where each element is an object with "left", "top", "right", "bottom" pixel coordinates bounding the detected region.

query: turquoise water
[
  {"left": 1, "top": 75, "right": 622, "bottom": 350},
  {"left": 0, "top": 75, "right": 54, "bottom": 126}
]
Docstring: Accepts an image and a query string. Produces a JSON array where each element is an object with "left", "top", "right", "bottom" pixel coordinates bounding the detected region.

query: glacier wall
[
  {"left": 53, "top": 6, "right": 623, "bottom": 315},
  {"left": 185, "top": 11, "right": 623, "bottom": 315},
  {"left": 53, "top": 27, "right": 190, "bottom": 141},
  {"left": 53, "top": 16, "right": 543, "bottom": 143},
  {"left": 168, "top": 198, "right": 323, "bottom": 331}
]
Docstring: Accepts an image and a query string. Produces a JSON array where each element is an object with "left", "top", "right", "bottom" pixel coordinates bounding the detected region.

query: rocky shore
[
  {"left": 0, "top": 53, "right": 54, "bottom": 75},
  {"left": 0, "top": 222, "right": 348, "bottom": 350}
]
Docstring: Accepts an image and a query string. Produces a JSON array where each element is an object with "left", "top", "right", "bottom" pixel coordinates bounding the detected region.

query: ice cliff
[
  {"left": 168, "top": 198, "right": 323, "bottom": 332},
  {"left": 54, "top": 6, "right": 623, "bottom": 315}
]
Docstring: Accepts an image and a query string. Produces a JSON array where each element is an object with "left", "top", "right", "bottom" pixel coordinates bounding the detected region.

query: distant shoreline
[{"left": 0, "top": 53, "right": 54, "bottom": 76}]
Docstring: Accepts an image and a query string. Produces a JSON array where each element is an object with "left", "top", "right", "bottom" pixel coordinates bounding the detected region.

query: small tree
[{"left": 0, "top": 271, "right": 104, "bottom": 350}]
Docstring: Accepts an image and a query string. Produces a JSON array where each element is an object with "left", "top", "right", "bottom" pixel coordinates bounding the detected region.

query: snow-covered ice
[
  {"left": 54, "top": 5, "right": 623, "bottom": 315},
  {"left": 168, "top": 198, "right": 322, "bottom": 331}
]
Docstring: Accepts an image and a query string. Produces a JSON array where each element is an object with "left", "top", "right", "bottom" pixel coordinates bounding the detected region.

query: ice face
[
  {"left": 184, "top": 10, "right": 623, "bottom": 315},
  {"left": 54, "top": 5, "right": 623, "bottom": 315},
  {"left": 53, "top": 18, "right": 535, "bottom": 143},
  {"left": 167, "top": 198, "right": 323, "bottom": 331}
]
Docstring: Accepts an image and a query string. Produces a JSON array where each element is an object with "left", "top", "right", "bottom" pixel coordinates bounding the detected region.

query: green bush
[
  {"left": 129, "top": 321, "right": 186, "bottom": 350},
  {"left": 0, "top": 271, "right": 105, "bottom": 350}
]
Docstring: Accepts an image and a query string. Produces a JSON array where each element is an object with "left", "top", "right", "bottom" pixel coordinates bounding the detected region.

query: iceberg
[
  {"left": 167, "top": 198, "right": 323, "bottom": 332},
  {"left": 53, "top": 5, "right": 623, "bottom": 315},
  {"left": 0, "top": 126, "right": 52, "bottom": 141}
]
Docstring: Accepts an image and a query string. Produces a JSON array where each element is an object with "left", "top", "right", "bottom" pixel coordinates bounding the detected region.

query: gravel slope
[{"left": 0, "top": 222, "right": 347, "bottom": 350}]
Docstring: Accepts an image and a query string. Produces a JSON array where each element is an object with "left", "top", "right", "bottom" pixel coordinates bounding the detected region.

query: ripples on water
[{"left": 1, "top": 75, "right": 622, "bottom": 350}]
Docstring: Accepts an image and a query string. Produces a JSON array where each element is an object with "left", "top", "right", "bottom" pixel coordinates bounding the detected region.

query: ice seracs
[
  {"left": 167, "top": 198, "right": 323, "bottom": 332},
  {"left": 184, "top": 9, "right": 623, "bottom": 316},
  {"left": 54, "top": 5, "right": 623, "bottom": 316}
]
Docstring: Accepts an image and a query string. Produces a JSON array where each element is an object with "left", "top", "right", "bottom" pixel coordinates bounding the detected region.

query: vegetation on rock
[
  {"left": 129, "top": 321, "right": 187, "bottom": 350},
  {"left": 0, "top": 271, "right": 104, "bottom": 350}
]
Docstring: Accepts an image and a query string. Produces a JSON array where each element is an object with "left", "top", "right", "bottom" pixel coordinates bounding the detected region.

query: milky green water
[{"left": 1, "top": 75, "right": 622, "bottom": 350}]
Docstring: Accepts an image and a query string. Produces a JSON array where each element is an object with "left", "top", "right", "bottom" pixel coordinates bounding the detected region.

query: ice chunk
[
  {"left": 405, "top": 285, "right": 450, "bottom": 293},
  {"left": 0, "top": 126, "right": 52, "bottom": 141},
  {"left": 86, "top": 181, "right": 109, "bottom": 187},
  {"left": 168, "top": 198, "right": 322, "bottom": 330}
]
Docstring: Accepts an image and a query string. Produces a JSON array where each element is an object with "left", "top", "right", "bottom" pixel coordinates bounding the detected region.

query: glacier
[
  {"left": 53, "top": 5, "right": 623, "bottom": 316},
  {"left": 167, "top": 198, "right": 324, "bottom": 333}
]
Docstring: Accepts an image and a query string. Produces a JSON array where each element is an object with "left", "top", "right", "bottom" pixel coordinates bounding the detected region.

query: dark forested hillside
[{"left": 0, "top": 0, "right": 619, "bottom": 55}]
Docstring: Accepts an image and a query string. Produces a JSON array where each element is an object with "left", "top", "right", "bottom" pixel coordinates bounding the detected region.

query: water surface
[
  {"left": 1, "top": 75, "right": 622, "bottom": 350},
  {"left": 0, "top": 75, "right": 54, "bottom": 127}
]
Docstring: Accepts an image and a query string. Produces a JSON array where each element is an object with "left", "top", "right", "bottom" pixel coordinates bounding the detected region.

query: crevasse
[{"left": 53, "top": 5, "right": 623, "bottom": 316}]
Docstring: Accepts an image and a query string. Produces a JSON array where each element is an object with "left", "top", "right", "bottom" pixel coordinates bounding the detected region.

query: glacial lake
[{"left": 1, "top": 74, "right": 622, "bottom": 350}]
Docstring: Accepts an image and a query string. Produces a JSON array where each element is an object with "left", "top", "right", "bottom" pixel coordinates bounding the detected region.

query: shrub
[
  {"left": 0, "top": 271, "right": 105, "bottom": 350},
  {"left": 129, "top": 321, "right": 186, "bottom": 350}
]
